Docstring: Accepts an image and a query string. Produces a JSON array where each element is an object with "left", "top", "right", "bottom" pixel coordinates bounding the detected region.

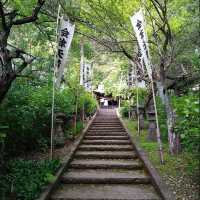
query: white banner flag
[
  {"left": 137, "top": 47, "right": 144, "bottom": 73},
  {"left": 80, "top": 43, "right": 84, "bottom": 86},
  {"left": 55, "top": 18, "right": 75, "bottom": 87},
  {"left": 130, "top": 10, "right": 152, "bottom": 79},
  {"left": 84, "top": 62, "right": 92, "bottom": 92},
  {"left": 127, "top": 63, "right": 134, "bottom": 88}
]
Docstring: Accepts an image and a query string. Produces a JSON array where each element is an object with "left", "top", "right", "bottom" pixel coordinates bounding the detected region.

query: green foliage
[
  {"left": 120, "top": 106, "right": 129, "bottom": 118},
  {"left": 79, "top": 91, "right": 97, "bottom": 116},
  {"left": 157, "top": 93, "right": 200, "bottom": 152},
  {"left": 129, "top": 88, "right": 147, "bottom": 106},
  {"left": 120, "top": 99, "right": 132, "bottom": 118},
  {"left": 156, "top": 97, "right": 168, "bottom": 141},
  {"left": 0, "top": 79, "right": 97, "bottom": 155},
  {"left": 172, "top": 93, "right": 200, "bottom": 152},
  {"left": 123, "top": 118, "right": 199, "bottom": 180},
  {"left": 0, "top": 159, "right": 60, "bottom": 200}
]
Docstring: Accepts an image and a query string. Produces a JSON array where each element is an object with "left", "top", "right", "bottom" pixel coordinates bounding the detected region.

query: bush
[
  {"left": 0, "top": 159, "right": 60, "bottom": 200},
  {"left": 0, "top": 79, "right": 97, "bottom": 156},
  {"left": 156, "top": 97, "right": 168, "bottom": 141},
  {"left": 120, "top": 106, "right": 129, "bottom": 118},
  {"left": 172, "top": 93, "right": 200, "bottom": 152},
  {"left": 157, "top": 93, "right": 200, "bottom": 152},
  {"left": 79, "top": 90, "right": 97, "bottom": 117}
]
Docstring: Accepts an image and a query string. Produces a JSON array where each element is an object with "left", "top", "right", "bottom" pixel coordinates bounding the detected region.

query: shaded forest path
[{"left": 50, "top": 108, "right": 162, "bottom": 200}]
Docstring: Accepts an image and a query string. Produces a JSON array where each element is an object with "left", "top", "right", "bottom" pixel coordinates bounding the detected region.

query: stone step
[
  {"left": 91, "top": 126, "right": 123, "bottom": 129},
  {"left": 84, "top": 135, "right": 129, "bottom": 140},
  {"left": 87, "top": 130, "right": 126, "bottom": 133},
  {"left": 92, "top": 122, "right": 121, "bottom": 124},
  {"left": 51, "top": 183, "right": 161, "bottom": 200},
  {"left": 61, "top": 169, "right": 150, "bottom": 184},
  {"left": 78, "top": 144, "right": 134, "bottom": 151},
  {"left": 92, "top": 124, "right": 121, "bottom": 126},
  {"left": 89, "top": 126, "right": 124, "bottom": 129},
  {"left": 82, "top": 140, "right": 131, "bottom": 145},
  {"left": 85, "top": 132, "right": 127, "bottom": 137},
  {"left": 69, "top": 158, "right": 142, "bottom": 169},
  {"left": 74, "top": 151, "right": 137, "bottom": 159},
  {"left": 93, "top": 121, "right": 119, "bottom": 122},
  {"left": 92, "top": 123, "right": 122, "bottom": 127}
]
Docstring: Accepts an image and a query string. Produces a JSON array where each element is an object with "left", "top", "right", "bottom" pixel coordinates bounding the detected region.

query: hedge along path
[{"left": 39, "top": 108, "right": 174, "bottom": 200}]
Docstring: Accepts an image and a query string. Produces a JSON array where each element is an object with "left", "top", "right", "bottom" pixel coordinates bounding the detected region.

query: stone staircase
[{"left": 50, "top": 108, "right": 162, "bottom": 200}]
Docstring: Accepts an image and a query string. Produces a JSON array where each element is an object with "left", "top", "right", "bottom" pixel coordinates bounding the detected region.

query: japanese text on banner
[
  {"left": 55, "top": 18, "right": 75, "bottom": 87},
  {"left": 130, "top": 10, "right": 152, "bottom": 79}
]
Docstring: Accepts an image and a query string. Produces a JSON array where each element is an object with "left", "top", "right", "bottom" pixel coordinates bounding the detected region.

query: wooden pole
[
  {"left": 128, "top": 96, "right": 131, "bottom": 119},
  {"left": 74, "top": 86, "right": 79, "bottom": 139},
  {"left": 133, "top": 62, "right": 140, "bottom": 136},
  {"left": 150, "top": 77, "right": 164, "bottom": 164},
  {"left": 50, "top": 4, "right": 61, "bottom": 160}
]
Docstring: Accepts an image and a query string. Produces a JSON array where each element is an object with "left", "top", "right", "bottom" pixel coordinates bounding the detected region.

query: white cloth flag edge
[
  {"left": 130, "top": 10, "right": 152, "bottom": 79},
  {"left": 84, "top": 62, "right": 92, "bottom": 92},
  {"left": 55, "top": 17, "right": 75, "bottom": 87}
]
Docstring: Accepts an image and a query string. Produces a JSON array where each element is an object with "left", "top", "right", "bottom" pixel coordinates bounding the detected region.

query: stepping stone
[
  {"left": 78, "top": 144, "right": 134, "bottom": 151},
  {"left": 74, "top": 151, "right": 137, "bottom": 159},
  {"left": 61, "top": 169, "right": 150, "bottom": 184},
  {"left": 69, "top": 158, "right": 142, "bottom": 169},
  {"left": 51, "top": 183, "right": 161, "bottom": 200}
]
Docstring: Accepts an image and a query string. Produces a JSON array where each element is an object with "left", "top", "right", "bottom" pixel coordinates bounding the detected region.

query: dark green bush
[
  {"left": 0, "top": 79, "right": 97, "bottom": 155},
  {"left": 172, "top": 93, "right": 200, "bottom": 152},
  {"left": 156, "top": 97, "right": 168, "bottom": 141},
  {"left": 0, "top": 159, "right": 60, "bottom": 200},
  {"left": 120, "top": 106, "right": 129, "bottom": 118},
  {"left": 79, "top": 90, "right": 97, "bottom": 116},
  {"left": 157, "top": 93, "right": 200, "bottom": 152}
]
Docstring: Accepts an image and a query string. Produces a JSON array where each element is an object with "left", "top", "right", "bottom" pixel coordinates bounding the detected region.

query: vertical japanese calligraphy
[
  {"left": 83, "top": 62, "right": 92, "bottom": 92},
  {"left": 55, "top": 17, "right": 75, "bottom": 87},
  {"left": 130, "top": 10, "right": 152, "bottom": 79},
  {"left": 127, "top": 63, "right": 134, "bottom": 88}
]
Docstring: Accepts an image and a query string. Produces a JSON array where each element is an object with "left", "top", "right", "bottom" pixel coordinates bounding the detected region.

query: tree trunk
[
  {"left": 0, "top": 58, "right": 15, "bottom": 104},
  {"left": 156, "top": 81, "right": 179, "bottom": 154},
  {"left": 0, "top": 30, "right": 16, "bottom": 103}
]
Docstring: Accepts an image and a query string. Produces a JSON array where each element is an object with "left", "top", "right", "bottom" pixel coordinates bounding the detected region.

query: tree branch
[{"left": 12, "top": 0, "right": 45, "bottom": 25}]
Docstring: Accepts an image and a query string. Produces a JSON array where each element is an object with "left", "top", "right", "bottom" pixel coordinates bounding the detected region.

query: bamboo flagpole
[
  {"left": 80, "top": 38, "right": 85, "bottom": 122},
  {"left": 130, "top": 60, "right": 140, "bottom": 136},
  {"left": 50, "top": 4, "right": 61, "bottom": 160},
  {"left": 150, "top": 76, "right": 164, "bottom": 163},
  {"left": 130, "top": 9, "right": 164, "bottom": 164},
  {"left": 50, "top": 5, "right": 75, "bottom": 159},
  {"left": 74, "top": 85, "right": 79, "bottom": 139},
  {"left": 133, "top": 62, "right": 140, "bottom": 136}
]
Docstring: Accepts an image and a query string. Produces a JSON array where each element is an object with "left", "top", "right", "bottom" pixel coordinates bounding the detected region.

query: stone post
[
  {"left": 147, "top": 109, "right": 157, "bottom": 141},
  {"left": 54, "top": 113, "right": 67, "bottom": 147},
  {"left": 138, "top": 105, "right": 145, "bottom": 130}
]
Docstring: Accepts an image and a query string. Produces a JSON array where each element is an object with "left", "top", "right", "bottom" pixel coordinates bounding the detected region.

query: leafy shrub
[
  {"left": 172, "top": 93, "right": 200, "bottom": 152},
  {"left": 0, "top": 79, "right": 97, "bottom": 155},
  {"left": 157, "top": 93, "right": 200, "bottom": 152},
  {"left": 156, "top": 97, "right": 168, "bottom": 141},
  {"left": 79, "top": 91, "right": 97, "bottom": 116},
  {"left": 0, "top": 159, "right": 60, "bottom": 200},
  {"left": 129, "top": 88, "right": 147, "bottom": 106},
  {"left": 120, "top": 106, "right": 129, "bottom": 118}
]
